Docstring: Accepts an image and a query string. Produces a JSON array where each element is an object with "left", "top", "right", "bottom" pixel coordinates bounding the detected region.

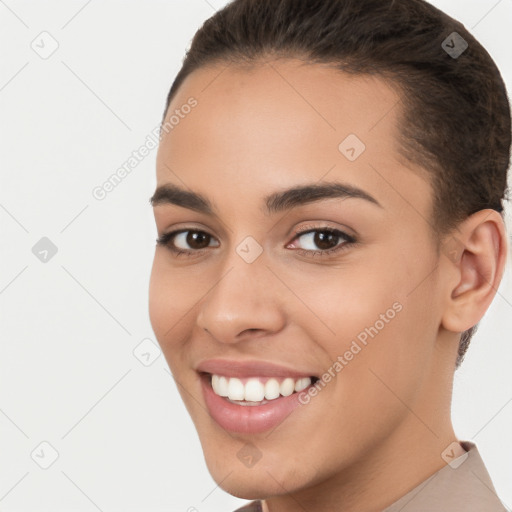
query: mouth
[
  {"left": 198, "top": 371, "right": 320, "bottom": 434},
  {"left": 202, "top": 372, "right": 320, "bottom": 406}
]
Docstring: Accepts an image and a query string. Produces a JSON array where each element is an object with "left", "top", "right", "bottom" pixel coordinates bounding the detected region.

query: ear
[{"left": 441, "top": 209, "right": 508, "bottom": 333}]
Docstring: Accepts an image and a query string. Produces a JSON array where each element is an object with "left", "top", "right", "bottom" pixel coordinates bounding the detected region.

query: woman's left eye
[
  {"left": 288, "top": 228, "right": 356, "bottom": 258},
  {"left": 156, "top": 227, "right": 356, "bottom": 258}
]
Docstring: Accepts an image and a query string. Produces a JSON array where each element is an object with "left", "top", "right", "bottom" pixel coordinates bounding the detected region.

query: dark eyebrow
[{"left": 149, "top": 181, "right": 382, "bottom": 215}]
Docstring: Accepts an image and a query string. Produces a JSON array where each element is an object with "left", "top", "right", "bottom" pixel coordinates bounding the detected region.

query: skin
[{"left": 148, "top": 58, "right": 507, "bottom": 512}]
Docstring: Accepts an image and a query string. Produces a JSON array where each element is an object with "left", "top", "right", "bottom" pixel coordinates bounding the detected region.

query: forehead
[
  {"left": 163, "top": 58, "right": 401, "bottom": 156},
  {"left": 156, "top": 59, "right": 431, "bottom": 219}
]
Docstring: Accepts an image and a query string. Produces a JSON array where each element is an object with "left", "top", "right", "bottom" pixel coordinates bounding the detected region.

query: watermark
[
  {"left": 298, "top": 301, "right": 403, "bottom": 404},
  {"left": 441, "top": 441, "right": 468, "bottom": 469},
  {"left": 32, "top": 236, "right": 58, "bottom": 263},
  {"left": 92, "top": 97, "right": 198, "bottom": 201},
  {"left": 441, "top": 32, "right": 468, "bottom": 59},
  {"left": 30, "top": 31, "right": 59, "bottom": 60},
  {"left": 237, "top": 442, "right": 263, "bottom": 468},
  {"left": 31, "top": 441, "right": 59, "bottom": 469},
  {"left": 236, "top": 236, "right": 263, "bottom": 263},
  {"left": 133, "top": 338, "right": 161, "bottom": 367},
  {"left": 338, "top": 133, "right": 366, "bottom": 161},
  {"left": 160, "top": 97, "right": 198, "bottom": 137}
]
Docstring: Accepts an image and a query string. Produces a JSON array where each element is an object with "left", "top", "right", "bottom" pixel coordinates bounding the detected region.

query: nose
[{"left": 196, "top": 251, "right": 286, "bottom": 344}]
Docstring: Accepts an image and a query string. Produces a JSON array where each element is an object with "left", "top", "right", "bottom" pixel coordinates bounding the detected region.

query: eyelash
[{"left": 155, "top": 225, "right": 356, "bottom": 259}]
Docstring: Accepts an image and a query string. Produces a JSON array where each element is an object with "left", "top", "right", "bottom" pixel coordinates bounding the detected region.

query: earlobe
[{"left": 441, "top": 209, "right": 507, "bottom": 333}]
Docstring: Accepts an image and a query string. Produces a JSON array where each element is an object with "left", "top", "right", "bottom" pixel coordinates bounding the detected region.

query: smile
[
  {"left": 197, "top": 360, "right": 320, "bottom": 434},
  {"left": 210, "top": 374, "right": 313, "bottom": 404}
]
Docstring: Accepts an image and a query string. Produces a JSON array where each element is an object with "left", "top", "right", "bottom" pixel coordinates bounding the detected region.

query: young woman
[{"left": 148, "top": 0, "right": 511, "bottom": 510}]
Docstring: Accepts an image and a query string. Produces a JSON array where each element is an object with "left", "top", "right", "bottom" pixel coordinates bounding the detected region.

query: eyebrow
[{"left": 149, "top": 181, "right": 382, "bottom": 216}]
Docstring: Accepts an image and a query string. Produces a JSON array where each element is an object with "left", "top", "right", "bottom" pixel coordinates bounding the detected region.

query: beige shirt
[{"left": 233, "top": 441, "right": 509, "bottom": 511}]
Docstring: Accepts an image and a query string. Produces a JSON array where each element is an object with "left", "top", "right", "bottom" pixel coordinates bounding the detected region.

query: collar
[{"left": 383, "top": 440, "right": 508, "bottom": 511}]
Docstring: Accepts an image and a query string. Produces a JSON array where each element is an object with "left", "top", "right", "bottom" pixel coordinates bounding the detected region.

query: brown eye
[
  {"left": 290, "top": 227, "right": 356, "bottom": 258},
  {"left": 311, "top": 231, "right": 339, "bottom": 250},
  {"left": 183, "top": 231, "right": 211, "bottom": 249},
  {"left": 156, "top": 229, "right": 219, "bottom": 255}
]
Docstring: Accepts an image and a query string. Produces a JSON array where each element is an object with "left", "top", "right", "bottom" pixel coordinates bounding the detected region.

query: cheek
[
  {"left": 301, "top": 251, "right": 436, "bottom": 396},
  {"left": 290, "top": 261, "right": 406, "bottom": 349},
  {"left": 148, "top": 255, "right": 170, "bottom": 341},
  {"left": 322, "top": 264, "right": 438, "bottom": 429},
  {"left": 148, "top": 253, "right": 191, "bottom": 353}
]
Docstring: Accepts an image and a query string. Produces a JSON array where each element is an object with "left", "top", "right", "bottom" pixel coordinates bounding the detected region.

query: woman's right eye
[{"left": 156, "top": 229, "right": 219, "bottom": 257}]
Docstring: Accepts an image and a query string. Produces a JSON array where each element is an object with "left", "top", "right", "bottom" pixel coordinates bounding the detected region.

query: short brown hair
[{"left": 162, "top": 0, "right": 511, "bottom": 368}]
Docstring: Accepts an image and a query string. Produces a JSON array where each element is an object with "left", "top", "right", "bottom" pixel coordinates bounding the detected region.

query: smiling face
[{"left": 148, "top": 58, "right": 460, "bottom": 505}]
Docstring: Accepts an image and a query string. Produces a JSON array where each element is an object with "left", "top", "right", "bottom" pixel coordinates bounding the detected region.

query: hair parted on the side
[{"left": 162, "top": 0, "right": 511, "bottom": 368}]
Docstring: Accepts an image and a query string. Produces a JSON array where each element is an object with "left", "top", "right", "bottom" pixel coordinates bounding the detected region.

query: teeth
[
  {"left": 227, "top": 377, "right": 245, "bottom": 401},
  {"left": 245, "top": 379, "right": 265, "bottom": 402},
  {"left": 211, "top": 375, "right": 229, "bottom": 397},
  {"left": 218, "top": 376, "right": 229, "bottom": 397},
  {"left": 280, "top": 377, "right": 295, "bottom": 396},
  {"left": 265, "top": 378, "right": 280, "bottom": 400},
  {"left": 294, "top": 377, "right": 311, "bottom": 392},
  {"left": 211, "top": 375, "right": 312, "bottom": 402}
]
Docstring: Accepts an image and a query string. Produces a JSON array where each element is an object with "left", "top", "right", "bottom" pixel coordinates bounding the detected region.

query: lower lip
[{"left": 200, "top": 373, "right": 312, "bottom": 434}]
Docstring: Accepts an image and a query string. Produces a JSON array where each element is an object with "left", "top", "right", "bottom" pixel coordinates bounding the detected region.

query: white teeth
[
  {"left": 264, "top": 378, "right": 280, "bottom": 400},
  {"left": 227, "top": 377, "right": 245, "bottom": 401},
  {"left": 211, "top": 374, "right": 312, "bottom": 402},
  {"left": 217, "top": 376, "right": 229, "bottom": 397},
  {"left": 280, "top": 377, "right": 295, "bottom": 396},
  {"left": 294, "top": 377, "right": 311, "bottom": 392},
  {"left": 245, "top": 379, "right": 265, "bottom": 402}
]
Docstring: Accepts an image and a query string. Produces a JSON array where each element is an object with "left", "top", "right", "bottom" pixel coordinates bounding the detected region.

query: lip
[
  {"left": 196, "top": 358, "right": 317, "bottom": 379},
  {"left": 200, "top": 372, "right": 314, "bottom": 434}
]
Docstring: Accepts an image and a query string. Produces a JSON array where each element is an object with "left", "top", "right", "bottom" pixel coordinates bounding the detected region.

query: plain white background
[{"left": 0, "top": 1, "right": 511, "bottom": 511}]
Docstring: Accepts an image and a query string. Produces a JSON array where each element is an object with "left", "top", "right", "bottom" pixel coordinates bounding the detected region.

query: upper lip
[{"left": 196, "top": 359, "right": 317, "bottom": 379}]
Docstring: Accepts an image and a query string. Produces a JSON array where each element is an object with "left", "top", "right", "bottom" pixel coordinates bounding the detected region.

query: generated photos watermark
[
  {"left": 298, "top": 301, "right": 403, "bottom": 405},
  {"left": 92, "top": 96, "right": 198, "bottom": 201}
]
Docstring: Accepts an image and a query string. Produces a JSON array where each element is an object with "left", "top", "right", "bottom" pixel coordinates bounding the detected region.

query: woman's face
[{"left": 149, "top": 59, "right": 456, "bottom": 498}]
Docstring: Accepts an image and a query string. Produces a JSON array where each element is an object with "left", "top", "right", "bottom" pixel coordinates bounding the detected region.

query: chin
[{"left": 209, "top": 472, "right": 282, "bottom": 501}]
